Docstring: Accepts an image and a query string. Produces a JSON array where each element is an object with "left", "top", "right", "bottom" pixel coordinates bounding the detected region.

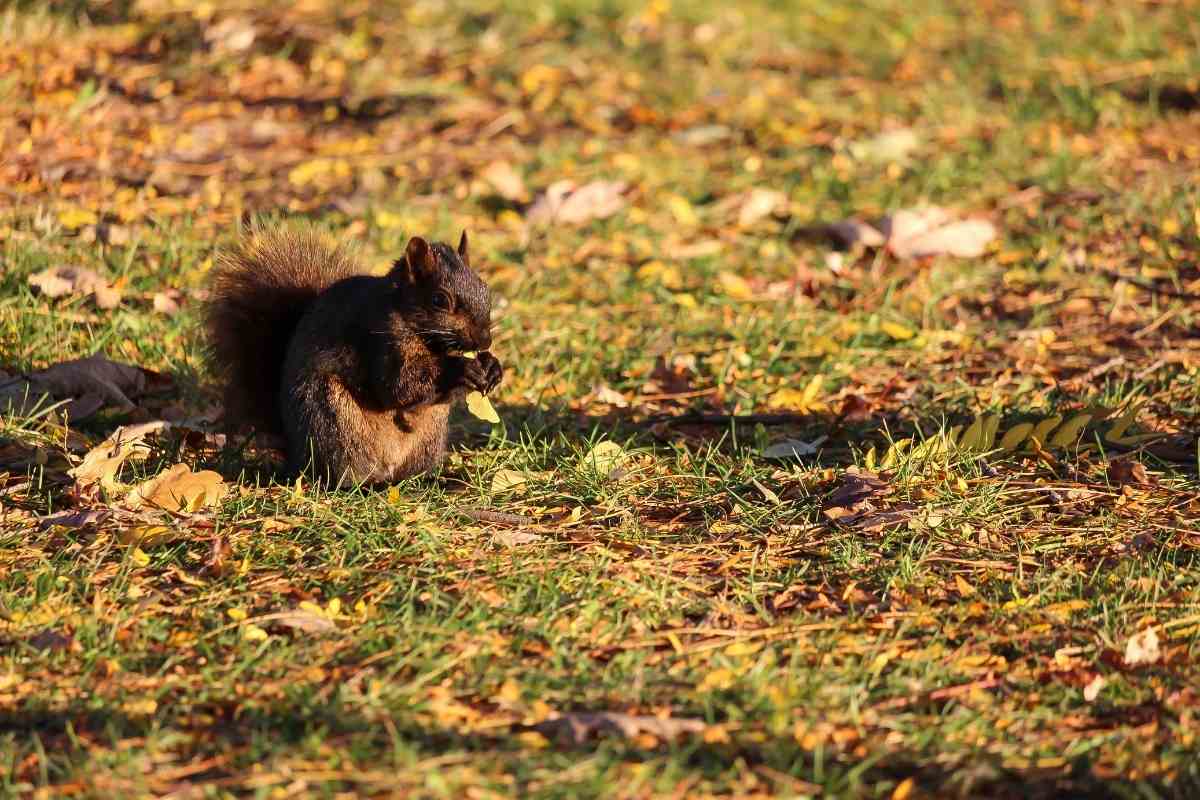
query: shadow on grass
[{"left": 2, "top": 703, "right": 1196, "bottom": 799}]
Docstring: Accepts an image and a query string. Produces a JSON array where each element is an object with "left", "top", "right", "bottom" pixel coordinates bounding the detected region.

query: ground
[{"left": 2, "top": 1, "right": 1199, "bottom": 797}]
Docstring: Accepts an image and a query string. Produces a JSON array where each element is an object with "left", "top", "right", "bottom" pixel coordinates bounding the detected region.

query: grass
[{"left": 2, "top": 0, "right": 1200, "bottom": 796}]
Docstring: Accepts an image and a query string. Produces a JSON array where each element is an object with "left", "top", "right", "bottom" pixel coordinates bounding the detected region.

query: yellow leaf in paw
[
  {"left": 466, "top": 391, "right": 500, "bottom": 424},
  {"left": 461, "top": 351, "right": 478, "bottom": 359}
]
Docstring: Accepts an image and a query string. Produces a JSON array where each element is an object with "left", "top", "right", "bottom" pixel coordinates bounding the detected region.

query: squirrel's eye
[{"left": 432, "top": 292, "right": 452, "bottom": 310}]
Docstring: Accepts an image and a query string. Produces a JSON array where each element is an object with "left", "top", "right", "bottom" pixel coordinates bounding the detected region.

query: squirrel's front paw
[{"left": 476, "top": 351, "right": 503, "bottom": 394}]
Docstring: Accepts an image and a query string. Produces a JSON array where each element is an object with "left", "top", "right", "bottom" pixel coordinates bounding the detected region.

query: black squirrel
[{"left": 205, "top": 225, "right": 502, "bottom": 484}]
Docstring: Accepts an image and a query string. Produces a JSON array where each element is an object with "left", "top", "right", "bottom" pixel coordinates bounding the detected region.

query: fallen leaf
[
  {"left": 57, "top": 207, "right": 98, "bottom": 229},
  {"left": 582, "top": 441, "right": 627, "bottom": 476},
  {"left": 117, "top": 524, "right": 186, "bottom": 548},
  {"left": 1083, "top": 674, "right": 1106, "bottom": 702},
  {"left": 1107, "top": 459, "right": 1150, "bottom": 487},
  {"left": 493, "top": 530, "right": 544, "bottom": 547},
  {"left": 242, "top": 624, "right": 269, "bottom": 641},
  {"left": 527, "top": 180, "right": 627, "bottom": 226},
  {"left": 480, "top": 160, "right": 528, "bottom": 201},
  {"left": 717, "top": 271, "right": 754, "bottom": 300},
  {"left": 533, "top": 711, "right": 706, "bottom": 745},
  {"left": 769, "top": 375, "right": 827, "bottom": 413},
  {"left": 828, "top": 207, "right": 997, "bottom": 259},
  {"left": 0, "top": 356, "right": 159, "bottom": 421},
  {"left": 591, "top": 384, "right": 629, "bottom": 408},
  {"left": 127, "top": 463, "right": 227, "bottom": 512},
  {"left": 466, "top": 391, "right": 500, "bottom": 424},
  {"left": 761, "top": 435, "right": 827, "bottom": 460},
  {"left": 28, "top": 266, "right": 121, "bottom": 308},
  {"left": 152, "top": 290, "right": 182, "bottom": 315},
  {"left": 274, "top": 609, "right": 337, "bottom": 634},
  {"left": 37, "top": 509, "right": 112, "bottom": 530},
  {"left": 491, "top": 468, "right": 529, "bottom": 493},
  {"left": 884, "top": 208, "right": 997, "bottom": 259},
  {"left": 849, "top": 128, "right": 920, "bottom": 163},
  {"left": 736, "top": 188, "right": 786, "bottom": 227},
  {"left": 70, "top": 420, "right": 170, "bottom": 489},
  {"left": 1124, "top": 628, "right": 1161, "bottom": 667}
]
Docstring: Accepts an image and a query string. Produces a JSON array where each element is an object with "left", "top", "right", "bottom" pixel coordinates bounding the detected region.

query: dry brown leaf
[
  {"left": 534, "top": 711, "right": 706, "bottom": 745},
  {"left": 29, "top": 266, "right": 121, "bottom": 308},
  {"left": 70, "top": 420, "right": 170, "bottom": 490},
  {"left": 1107, "top": 459, "right": 1151, "bottom": 487},
  {"left": 527, "top": 180, "right": 627, "bottom": 226},
  {"left": 127, "top": 463, "right": 227, "bottom": 512},
  {"left": 0, "top": 355, "right": 157, "bottom": 421}
]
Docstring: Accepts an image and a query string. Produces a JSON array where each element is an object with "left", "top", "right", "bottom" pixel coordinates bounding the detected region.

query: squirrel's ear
[
  {"left": 396, "top": 236, "right": 436, "bottom": 283},
  {"left": 457, "top": 230, "right": 470, "bottom": 267}
]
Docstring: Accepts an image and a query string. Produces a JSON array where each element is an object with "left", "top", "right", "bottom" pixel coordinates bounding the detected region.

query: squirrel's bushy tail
[{"left": 206, "top": 225, "right": 363, "bottom": 434}]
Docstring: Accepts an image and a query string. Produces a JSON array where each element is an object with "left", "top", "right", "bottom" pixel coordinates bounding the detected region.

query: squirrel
[{"left": 205, "top": 225, "right": 502, "bottom": 485}]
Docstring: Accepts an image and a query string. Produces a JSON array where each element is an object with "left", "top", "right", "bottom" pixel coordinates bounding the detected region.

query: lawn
[{"left": 2, "top": 0, "right": 1199, "bottom": 797}]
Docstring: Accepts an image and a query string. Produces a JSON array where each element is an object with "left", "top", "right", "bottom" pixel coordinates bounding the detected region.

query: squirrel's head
[{"left": 389, "top": 232, "right": 493, "bottom": 353}]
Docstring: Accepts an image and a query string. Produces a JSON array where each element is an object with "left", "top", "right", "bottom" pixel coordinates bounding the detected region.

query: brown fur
[{"left": 205, "top": 225, "right": 502, "bottom": 485}]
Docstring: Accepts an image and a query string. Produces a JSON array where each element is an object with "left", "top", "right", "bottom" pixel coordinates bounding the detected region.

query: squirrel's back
[{"left": 206, "top": 226, "right": 364, "bottom": 435}]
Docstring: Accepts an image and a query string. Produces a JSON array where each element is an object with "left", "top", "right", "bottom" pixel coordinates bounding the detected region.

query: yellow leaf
[
  {"left": 892, "top": 777, "right": 916, "bottom": 800},
  {"left": 998, "top": 422, "right": 1034, "bottom": 451},
  {"left": 288, "top": 159, "right": 326, "bottom": 187},
  {"left": 665, "top": 194, "right": 698, "bottom": 226},
  {"left": 697, "top": 668, "right": 736, "bottom": 692},
  {"left": 1028, "top": 415, "right": 1062, "bottom": 448},
  {"left": 242, "top": 624, "right": 269, "bottom": 642},
  {"left": 770, "top": 375, "right": 827, "bottom": 414},
  {"left": 127, "top": 464, "right": 227, "bottom": 512},
  {"left": 717, "top": 271, "right": 753, "bottom": 300},
  {"left": 671, "top": 292, "right": 697, "bottom": 308},
  {"left": 636, "top": 260, "right": 683, "bottom": 289},
  {"left": 227, "top": 608, "right": 247, "bottom": 621},
  {"left": 583, "top": 441, "right": 628, "bottom": 476},
  {"left": 491, "top": 468, "right": 528, "bottom": 493},
  {"left": 954, "top": 574, "right": 976, "bottom": 596},
  {"left": 130, "top": 547, "right": 150, "bottom": 567},
  {"left": 373, "top": 208, "right": 407, "bottom": 229},
  {"left": 58, "top": 207, "right": 98, "bottom": 229},
  {"left": 724, "top": 641, "right": 763, "bottom": 657},
  {"left": 386, "top": 486, "right": 401, "bottom": 504},
  {"left": 465, "top": 391, "right": 500, "bottom": 424},
  {"left": 957, "top": 417, "right": 984, "bottom": 452},
  {"left": 880, "top": 321, "right": 915, "bottom": 341},
  {"left": 981, "top": 415, "right": 1001, "bottom": 451},
  {"left": 1049, "top": 413, "right": 1091, "bottom": 448},
  {"left": 881, "top": 439, "right": 911, "bottom": 468},
  {"left": 117, "top": 525, "right": 183, "bottom": 548}
]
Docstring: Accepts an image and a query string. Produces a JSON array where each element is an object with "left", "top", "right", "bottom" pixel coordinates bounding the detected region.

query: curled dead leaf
[
  {"left": 0, "top": 356, "right": 163, "bottom": 421},
  {"left": 70, "top": 420, "right": 170, "bottom": 490}
]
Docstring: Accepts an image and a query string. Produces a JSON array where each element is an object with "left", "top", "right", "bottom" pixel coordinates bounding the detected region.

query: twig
[{"left": 460, "top": 508, "right": 534, "bottom": 526}]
